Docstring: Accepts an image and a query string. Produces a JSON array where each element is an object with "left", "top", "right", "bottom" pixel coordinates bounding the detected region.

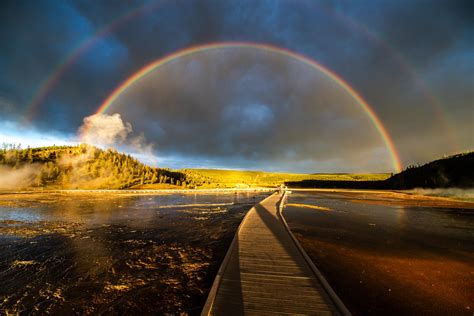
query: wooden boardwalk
[{"left": 202, "top": 192, "right": 349, "bottom": 315}]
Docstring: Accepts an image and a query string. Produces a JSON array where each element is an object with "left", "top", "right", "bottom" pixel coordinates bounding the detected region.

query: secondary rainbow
[
  {"left": 24, "top": 0, "right": 457, "bottom": 153},
  {"left": 84, "top": 42, "right": 403, "bottom": 172}
]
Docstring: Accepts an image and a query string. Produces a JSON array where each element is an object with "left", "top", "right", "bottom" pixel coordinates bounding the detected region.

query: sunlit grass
[{"left": 183, "top": 169, "right": 390, "bottom": 188}]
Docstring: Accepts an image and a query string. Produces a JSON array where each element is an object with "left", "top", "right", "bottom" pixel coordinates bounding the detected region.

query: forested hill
[
  {"left": 0, "top": 144, "right": 188, "bottom": 190},
  {"left": 385, "top": 151, "right": 474, "bottom": 189},
  {"left": 285, "top": 151, "right": 474, "bottom": 189},
  {"left": 5, "top": 144, "right": 467, "bottom": 191}
]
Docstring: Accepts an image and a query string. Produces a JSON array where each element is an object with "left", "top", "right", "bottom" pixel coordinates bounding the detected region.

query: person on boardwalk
[{"left": 277, "top": 184, "right": 286, "bottom": 195}]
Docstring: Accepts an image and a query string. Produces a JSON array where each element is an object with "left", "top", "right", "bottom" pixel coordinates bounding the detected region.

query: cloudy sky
[{"left": 0, "top": 0, "right": 472, "bottom": 172}]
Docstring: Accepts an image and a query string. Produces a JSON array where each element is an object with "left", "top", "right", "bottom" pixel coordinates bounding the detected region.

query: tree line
[{"left": 0, "top": 144, "right": 212, "bottom": 189}]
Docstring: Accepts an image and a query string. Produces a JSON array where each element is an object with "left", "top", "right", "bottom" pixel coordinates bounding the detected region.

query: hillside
[
  {"left": 286, "top": 152, "right": 474, "bottom": 189},
  {"left": 386, "top": 152, "right": 474, "bottom": 189},
  {"left": 0, "top": 144, "right": 186, "bottom": 190},
  {"left": 0, "top": 144, "right": 392, "bottom": 190},
  {"left": 181, "top": 169, "right": 389, "bottom": 188}
]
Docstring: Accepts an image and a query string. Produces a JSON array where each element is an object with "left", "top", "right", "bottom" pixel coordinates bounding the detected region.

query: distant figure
[{"left": 277, "top": 184, "right": 286, "bottom": 194}]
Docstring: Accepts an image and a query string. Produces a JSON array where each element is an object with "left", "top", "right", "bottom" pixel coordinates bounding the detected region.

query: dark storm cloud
[
  {"left": 0, "top": 0, "right": 472, "bottom": 171},
  {"left": 108, "top": 48, "right": 395, "bottom": 172},
  {"left": 340, "top": 0, "right": 474, "bottom": 65}
]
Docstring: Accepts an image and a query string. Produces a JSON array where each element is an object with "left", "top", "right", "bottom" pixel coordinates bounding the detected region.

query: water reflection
[
  {"left": 0, "top": 191, "right": 269, "bottom": 314},
  {"left": 394, "top": 206, "right": 407, "bottom": 227},
  {"left": 0, "top": 193, "right": 259, "bottom": 226},
  {"left": 284, "top": 190, "right": 474, "bottom": 315}
]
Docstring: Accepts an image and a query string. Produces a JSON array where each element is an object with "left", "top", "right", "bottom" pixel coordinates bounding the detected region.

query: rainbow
[
  {"left": 83, "top": 42, "right": 403, "bottom": 172},
  {"left": 23, "top": 0, "right": 459, "bottom": 151},
  {"left": 24, "top": 0, "right": 458, "bottom": 154},
  {"left": 22, "top": 0, "right": 168, "bottom": 123}
]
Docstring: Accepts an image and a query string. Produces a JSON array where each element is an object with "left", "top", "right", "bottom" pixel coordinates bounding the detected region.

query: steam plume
[{"left": 78, "top": 113, "right": 132, "bottom": 146}]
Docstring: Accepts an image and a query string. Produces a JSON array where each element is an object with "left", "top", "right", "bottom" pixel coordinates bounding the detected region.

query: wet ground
[
  {"left": 0, "top": 191, "right": 269, "bottom": 314},
  {"left": 283, "top": 190, "right": 474, "bottom": 315}
]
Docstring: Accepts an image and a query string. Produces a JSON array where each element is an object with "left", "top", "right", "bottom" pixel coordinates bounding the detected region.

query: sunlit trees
[{"left": 0, "top": 144, "right": 187, "bottom": 189}]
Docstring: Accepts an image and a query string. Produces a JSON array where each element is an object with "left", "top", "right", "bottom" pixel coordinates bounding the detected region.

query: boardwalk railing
[{"left": 278, "top": 190, "right": 351, "bottom": 315}]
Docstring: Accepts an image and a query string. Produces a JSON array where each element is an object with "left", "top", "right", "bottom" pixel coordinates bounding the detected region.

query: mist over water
[
  {"left": 405, "top": 188, "right": 474, "bottom": 201},
  {"left": 0, "top": 165, "right": 41, "bottom": 189}
]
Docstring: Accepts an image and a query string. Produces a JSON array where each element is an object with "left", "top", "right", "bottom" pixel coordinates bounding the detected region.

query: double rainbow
[{"left": 83, "top": 42, "right": 403, "bottom": 172}]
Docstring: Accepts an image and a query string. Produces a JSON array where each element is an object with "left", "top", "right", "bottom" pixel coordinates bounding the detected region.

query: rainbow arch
[
  {"left": 23, "top": 0, "right": 457, "bottom": 157},
  {"left": 83, "top": 42, "right": 403, "bottom": 172}
]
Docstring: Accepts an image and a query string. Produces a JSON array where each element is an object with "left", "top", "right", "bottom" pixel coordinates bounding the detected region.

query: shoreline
[
  {"left": 2, "top": 187, "right": 472, "bottom": 204},
  {"left": 289, "top": 188, "right": 474, "bottom": 205},
  {"left": 0, "top": 188, "right": 275, "bottom": 195}
]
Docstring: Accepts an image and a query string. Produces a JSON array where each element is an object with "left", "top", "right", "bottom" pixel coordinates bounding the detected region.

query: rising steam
[
  {"left": 0, "top": 165, "right": 41, "bottom": 189},
  {"left": 77, "top": 113, "right": 155, "bottom": 157},
  {"left": 407, "top": 188, "right": 474, "bottom": 201},
  {"left": 78, "top": 113, "right": 132, "bottom": 146}
]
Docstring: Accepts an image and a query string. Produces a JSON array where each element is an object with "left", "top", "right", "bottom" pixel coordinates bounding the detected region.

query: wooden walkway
[{"left": 202, "top": 192, "right": 349, "bottom": 315}]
